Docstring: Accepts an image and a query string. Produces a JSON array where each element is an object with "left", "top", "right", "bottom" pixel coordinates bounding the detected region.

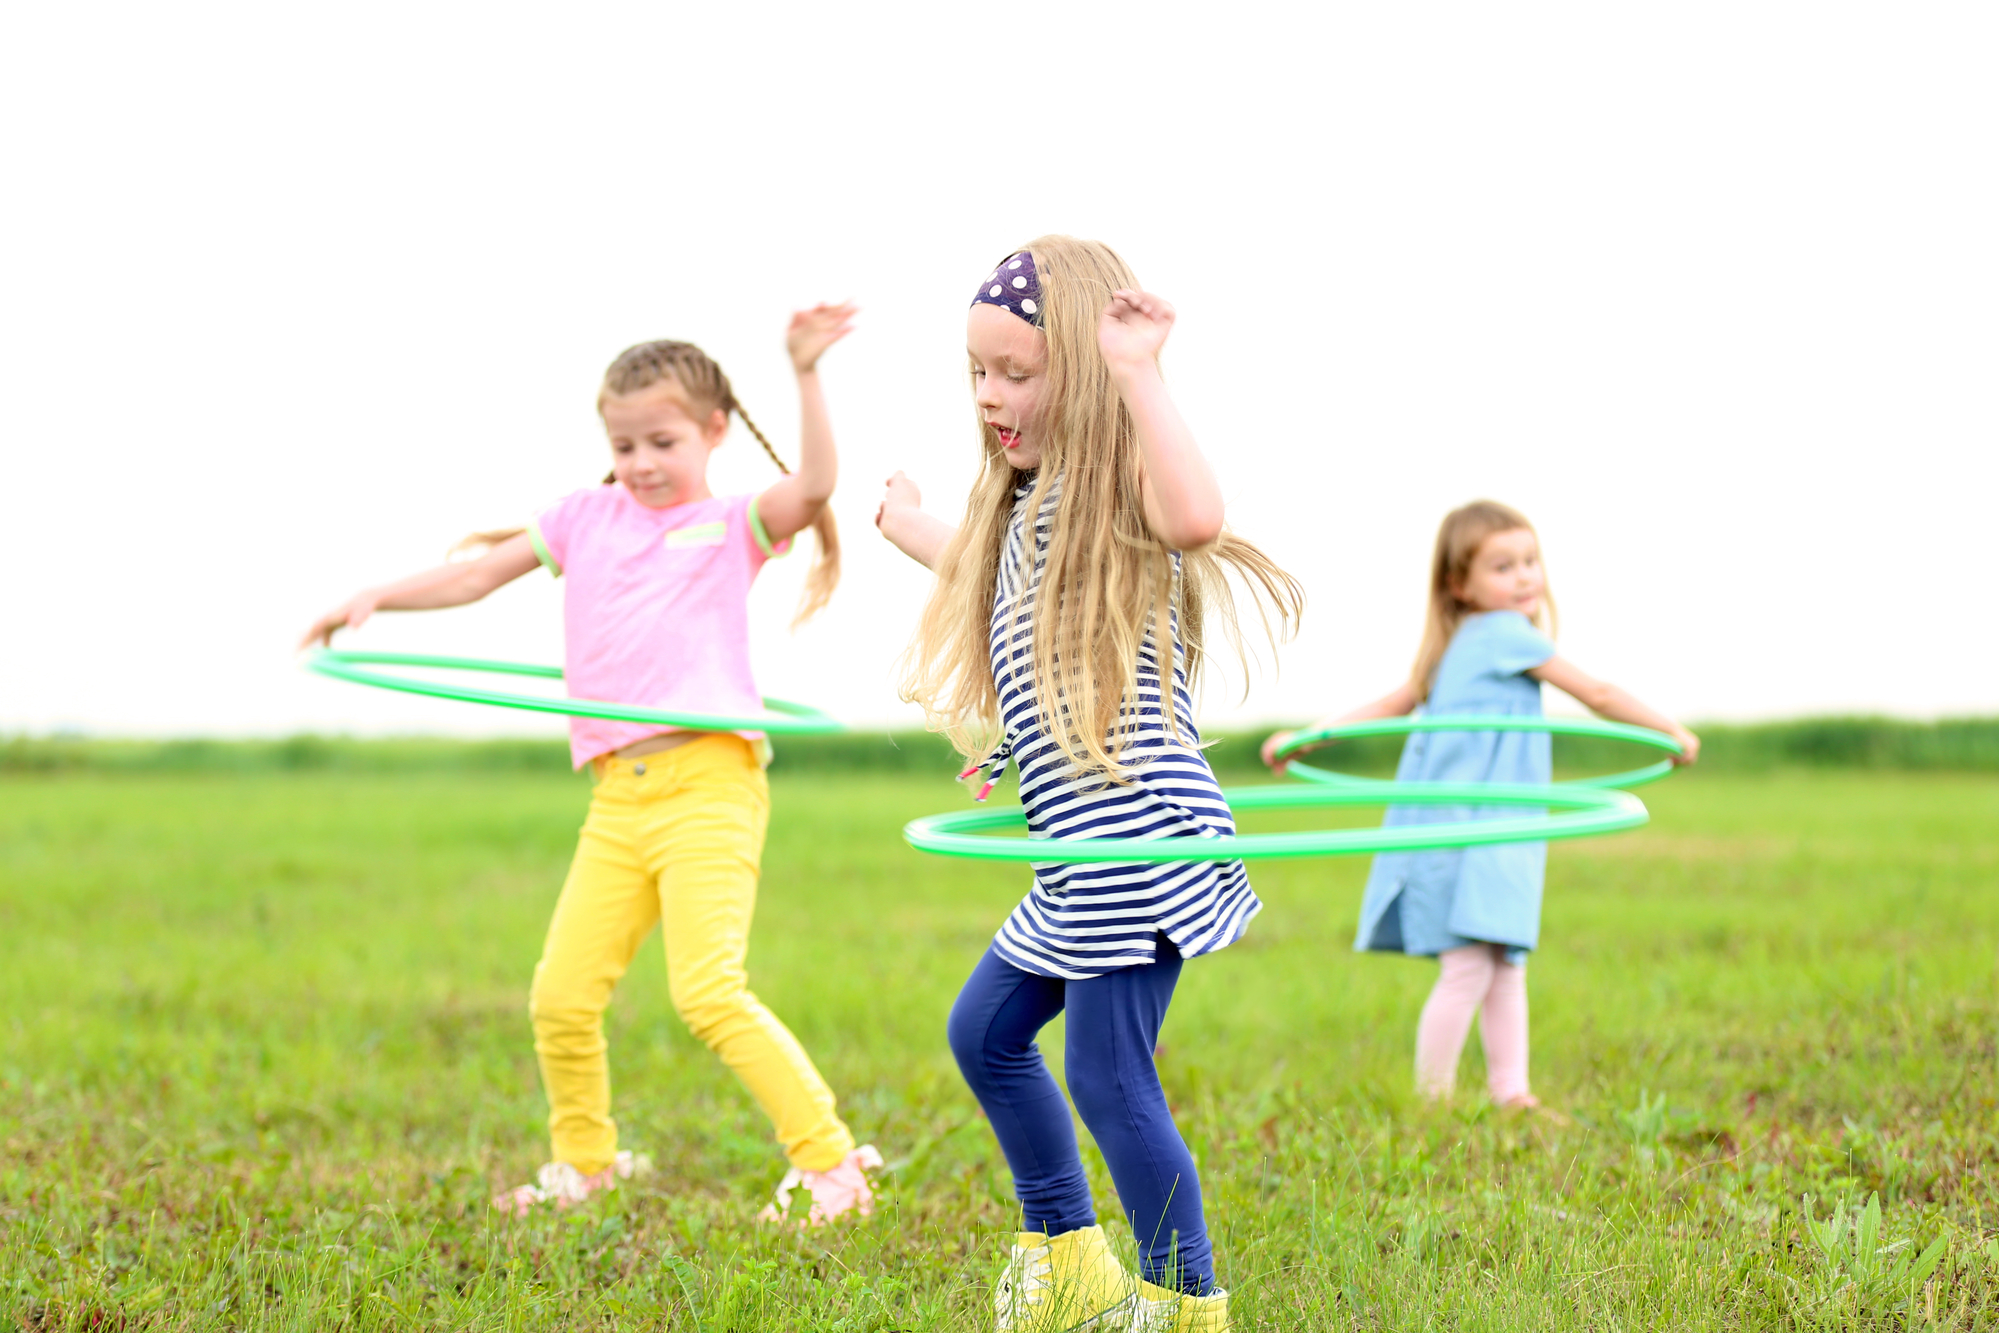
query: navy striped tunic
[{"left": 985, "top": 475, "right": 1260, "bottom": 979}]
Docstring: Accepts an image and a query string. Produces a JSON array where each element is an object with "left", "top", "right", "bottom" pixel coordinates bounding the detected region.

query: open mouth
[{"left": 992, "top": 425, "right": 1020, "bottom": 449}]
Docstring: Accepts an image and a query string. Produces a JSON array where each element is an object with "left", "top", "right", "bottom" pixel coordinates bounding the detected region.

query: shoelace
[{"left": 959, "top": 740, "right": 1013, "bottom": 803}]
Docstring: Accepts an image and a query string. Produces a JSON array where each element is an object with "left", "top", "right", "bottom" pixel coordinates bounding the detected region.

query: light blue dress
[{"left": 1353, "top": 611, "right": 1557, "bottom": 964}]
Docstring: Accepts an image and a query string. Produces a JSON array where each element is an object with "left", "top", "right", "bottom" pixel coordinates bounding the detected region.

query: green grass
[
  {"left": 4, "top": 767, "right": 1999, "bottom": 1329},
  {"left": 9, "top": 713, "right": 1999, "bottom": 777}
]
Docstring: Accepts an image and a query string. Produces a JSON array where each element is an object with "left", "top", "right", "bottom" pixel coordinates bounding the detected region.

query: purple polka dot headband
[{"left": 972, "top": 251, "right": 1042, "bottom": 326}]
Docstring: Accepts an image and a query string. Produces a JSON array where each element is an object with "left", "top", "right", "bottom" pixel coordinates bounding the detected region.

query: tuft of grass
[{"left": 2, "top": 767, "right": 1998, "bottom": 1328}]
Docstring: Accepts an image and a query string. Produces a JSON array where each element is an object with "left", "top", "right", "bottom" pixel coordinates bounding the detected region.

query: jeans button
[{"left": 633, "top": 762, "right": 647, "bottom": 776}]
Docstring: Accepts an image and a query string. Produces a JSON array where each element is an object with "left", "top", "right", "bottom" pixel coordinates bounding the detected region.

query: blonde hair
[
  {"left": 899, "top": 235, "right": 1303, "bottom": 780},
  {"left": 1408, "top": 500, "right": 1558, "bottom": 701},
  {"left": 454, "top": 339, "right": 840, "bottom": 626}
]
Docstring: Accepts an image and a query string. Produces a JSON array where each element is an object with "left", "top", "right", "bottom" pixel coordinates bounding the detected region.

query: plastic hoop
[
  {"left": 1274, "top": 714, "right": 1683, "bottom": 791},
  {"left": 902, "top": 780, "right": 1647, "bottom": 863},
  {"left": 304, "top": 650, "right": 843, "bottom": 735}
]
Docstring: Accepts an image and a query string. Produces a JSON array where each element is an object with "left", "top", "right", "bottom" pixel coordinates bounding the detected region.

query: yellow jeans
[{"left": 528, "top": 734, "right": 854, "bottom": 1174}]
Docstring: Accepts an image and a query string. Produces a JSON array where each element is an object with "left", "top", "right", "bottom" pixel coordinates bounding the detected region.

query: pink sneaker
[
  {"left": 493, "top": 1150, "right": 650, "bottom": 1217},
  {"left": 758, "top": 1144, "right": 885, "bottom": 1226}
]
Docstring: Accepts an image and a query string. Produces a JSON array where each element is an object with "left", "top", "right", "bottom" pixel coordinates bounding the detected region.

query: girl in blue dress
[
  {"left": 1265, "top": 501, "right": 1698, "bottom": 1110},
  {"left": 879, "top": 236, "right": 1301, "bottom": 1333}
]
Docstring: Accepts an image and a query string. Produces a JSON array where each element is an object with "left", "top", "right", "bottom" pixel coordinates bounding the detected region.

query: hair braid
[
  {"left": 729, "top": 401, "right": 791, "bottom": 474},
  {"left": 595, "top": 338, "right": 840, "bottom": 626},
  {"left": 448, "top": 336, "right": 844, "bottom": 624},
  {"left": 728, "top": 395, "right": 840, "bottom": 624}
]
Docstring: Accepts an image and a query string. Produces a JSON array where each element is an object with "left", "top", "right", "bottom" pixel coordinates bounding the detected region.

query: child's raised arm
[
  {"left": 874, "top": 471, "right": 955, "bottom": 571},
  {"left": 1098, "top": 289, "right": 1225, "bottom": 551},
  {"left": 1261, "top": 681, "right": 1423, "bottom": 772},
  {"left": 1530, "top": 657, "right": 1701, "bottom": 765},
  {"left": 297, "top": 534, "right": 539, "bottom": 649},
  {"left": 753, "top": 303, "right": 854, "bottom": 544}
]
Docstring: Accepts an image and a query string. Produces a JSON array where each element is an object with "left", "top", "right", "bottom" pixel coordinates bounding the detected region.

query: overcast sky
[{"left": 3, "top": 3, "right": 1993, "bottom": 741}]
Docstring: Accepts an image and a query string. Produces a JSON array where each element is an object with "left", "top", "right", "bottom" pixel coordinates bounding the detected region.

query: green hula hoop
[
  {"left": 305, "top": 650, "right": 843, "bottom": 735},
  {"left": 902, "top": 780, "right": 1647, "bottom": 864},
  {"left": 1275, "top": 714, "right": 1683, "bottom": 791}
]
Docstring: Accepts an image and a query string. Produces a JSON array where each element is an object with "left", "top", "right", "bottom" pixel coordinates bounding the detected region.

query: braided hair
[
  {"left": 599, "top": 340, "right": 793, "bottom": 476},
  {"left": 599, "top": 340, "right": 839, "bottom": 626},
  {"left": 455, "top": 340, "right": 840, "bottom": 627}
]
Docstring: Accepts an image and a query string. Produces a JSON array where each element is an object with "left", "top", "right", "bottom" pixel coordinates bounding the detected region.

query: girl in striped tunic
[{"left": 877, "top": 236, "right": 1300, "bottom": 1333}]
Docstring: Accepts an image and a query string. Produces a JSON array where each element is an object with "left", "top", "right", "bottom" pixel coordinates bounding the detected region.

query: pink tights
[{"left": 1414, "top": 943, "right": 1531, "bottom": 1104}]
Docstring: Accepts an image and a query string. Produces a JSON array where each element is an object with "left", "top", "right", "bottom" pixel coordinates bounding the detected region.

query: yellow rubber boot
[
  {"left": 994, "top": 1224, "right": 1138, "bottom": 1331},
  {"left": 1132, "top": 1278, "right": 1231, "bottom": 1332}
]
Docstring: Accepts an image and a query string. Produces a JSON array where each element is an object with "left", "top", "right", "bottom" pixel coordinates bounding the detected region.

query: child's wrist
[{"left": 1104, "top": 357, "right": 1160, "bottom": 388}]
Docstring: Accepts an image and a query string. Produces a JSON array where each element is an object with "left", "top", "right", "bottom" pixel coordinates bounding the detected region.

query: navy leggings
[{"left": 947, "top": 942, "right": 1213, "bottom": 1295}]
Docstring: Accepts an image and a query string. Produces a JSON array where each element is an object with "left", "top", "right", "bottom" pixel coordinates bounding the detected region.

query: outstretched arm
[
  {"left": 1261, "top": 680, "right": 1423, "bottom": 772},
  {"left": 298, "top": 534, "right": 539, "bottom": 648},
  {"left": 1529, "top": 656, "right": 1701, "bottom": 764},
  {"left": 755, "top": 302, "right": 856, "bottom": 544},
  {"left": 1098, "top": 289, "right": 1225, "bottom": 551},
  {"left": 875, "top": 471, "right": 955, "bottom": 571}
]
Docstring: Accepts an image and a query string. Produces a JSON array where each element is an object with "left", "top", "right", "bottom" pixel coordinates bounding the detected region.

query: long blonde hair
[
  {"left": 455, "top": 340, "right": 840, "bottom": 626},
  {"left": 899, "top": 235, "right": 1303, "bottom": 779},
  {"left": 1408, "top": 500, "right": 1558, "bottom": 701}
]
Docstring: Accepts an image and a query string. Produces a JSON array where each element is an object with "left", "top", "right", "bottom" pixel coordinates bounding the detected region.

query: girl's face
[
  {"left": 1455, "top": 527, "right": 1545, "bottom": 618},
  {"left": 968, "top": 303, "right": 1048, "bottom": 471},
  {"left": 600, "top": 381, "right": 726, "bottom": 508}
]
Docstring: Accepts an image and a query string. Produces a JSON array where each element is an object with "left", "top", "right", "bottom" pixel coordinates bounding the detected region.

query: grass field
[{"left": 4, "top": 764, "right": 1999, "bottom": 1330}]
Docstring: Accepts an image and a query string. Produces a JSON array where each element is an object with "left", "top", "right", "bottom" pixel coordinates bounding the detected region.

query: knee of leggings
[
  {"left": 529, "top": 997, "right": 602, "bottom": 1050},
  {"left": 945, "top": 1001, "right": 985, "bottom": 1079},
  {"left": 672, "top": 986, "right": 754, "bottom": 1045},
  {"left": 947, "top": 1001, "right": 1035, "bottom": 1092},
  {"left": 529, "top": 974, "right": 590, "bottom": 1030},
  {"left": 1064, "top": 1059, "right": 1124, "bottom": 1125}
]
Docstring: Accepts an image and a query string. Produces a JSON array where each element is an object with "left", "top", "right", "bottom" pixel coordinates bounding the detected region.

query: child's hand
[
  {"left": 875, "top": 471, "right": 922, "bottom": 529},
  {"left": 1097, "top": 289, "right": 1174, "bottom": 377},
  {"left": 1260, "top": 730, "right": 1297, "bottom": 773},
  {"left": 1670, "top": 726, "right": 1701, "bottom": 766},
  {"left": 787, "top": 302, "right": 858, "bottom": 374},
  {"left": 876, "top": 471, "right": 954, "bottom": 569},
  {"left": 298, "top": 593, "right": 379, "bottom": 649}
]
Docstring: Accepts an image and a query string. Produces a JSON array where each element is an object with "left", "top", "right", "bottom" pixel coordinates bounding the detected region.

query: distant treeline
[{"left": 4, "top": 716, "right": 1997, "bottom": 777}]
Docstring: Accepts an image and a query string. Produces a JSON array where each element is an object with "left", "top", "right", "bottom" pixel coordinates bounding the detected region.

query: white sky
[{"left": 3, "top": 3, "right": 1994, "bottom": 739}]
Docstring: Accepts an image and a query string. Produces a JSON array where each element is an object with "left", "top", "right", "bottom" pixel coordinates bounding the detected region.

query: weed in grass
[{"left": 1794, "top": 1190, "right": 1948, "bottom": 1322}]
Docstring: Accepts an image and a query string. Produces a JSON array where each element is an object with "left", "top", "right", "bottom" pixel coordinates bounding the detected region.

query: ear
[{"left": 703, "top": 407, "right": 730, "bottom": 446}]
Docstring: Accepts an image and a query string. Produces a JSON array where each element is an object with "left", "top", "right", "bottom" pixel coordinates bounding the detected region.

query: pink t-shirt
[{"left": 527, "top": 485, "right": 789, "bottom": 768}]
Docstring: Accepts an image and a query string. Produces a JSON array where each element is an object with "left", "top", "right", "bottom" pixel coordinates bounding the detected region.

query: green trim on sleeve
[
  {"left": 746, "top": 495, "right": 793, "bottom": 559},
  {"left": 526, "top": 520, "right": 561, "bottom": 578}
]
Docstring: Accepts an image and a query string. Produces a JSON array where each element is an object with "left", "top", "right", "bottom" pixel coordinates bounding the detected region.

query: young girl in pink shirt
[{"left": 302, "top": 307, "right": 880, "bottom": 1224}]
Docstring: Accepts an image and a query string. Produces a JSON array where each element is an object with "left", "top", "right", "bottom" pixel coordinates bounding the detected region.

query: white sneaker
[
  {"left": 492, "top": 1150, "right": 650, "bottom": 1217},
  {"left": 758, "top": 1144, "right": 885, "bottom": 1226},
  {"left": 1130, "top": 1279, "right": 1231, "bottom": 1332},
  {"left": 994, "top": 1224, "right": 1137, "bottom": 1332}
]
